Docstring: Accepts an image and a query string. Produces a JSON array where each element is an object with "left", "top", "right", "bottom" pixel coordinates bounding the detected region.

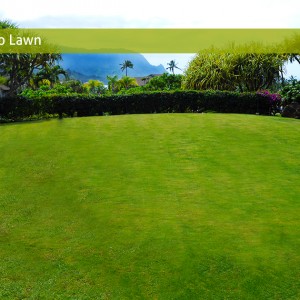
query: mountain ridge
[{"left": 60, "top": 53, "right": 166, "bottom": 83}]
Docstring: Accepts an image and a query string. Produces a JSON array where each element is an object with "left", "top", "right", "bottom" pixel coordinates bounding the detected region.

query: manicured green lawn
[{"left": 0, "top": 113, "right": 299, "bottom": 299}]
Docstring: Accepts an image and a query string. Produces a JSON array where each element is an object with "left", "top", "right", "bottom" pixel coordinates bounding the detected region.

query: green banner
[{"left": 0, "top": 29, "right": 300, "bottom": 53}]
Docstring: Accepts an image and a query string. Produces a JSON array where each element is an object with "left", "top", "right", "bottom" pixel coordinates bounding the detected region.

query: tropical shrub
[
  {"left": 83, "top": 80, "right": 107, "bottom": 94},
  {"left": 117, "top": 74, "right": 183, "bottom": 94},
  {"left": 279, "top": 79, "right": 300, "bottom": 105},
  {"left": 61, "top": 80, "right": 88, "bottom": 94},
  {"left": 117, "top": 76, "right": 138, "bottom": 91},
  {"left": 257, "top": 90, "right": 282, "bottom": 115},
  {"left": 183, "top": 50, "right": 286, "bottom": 92},
  {"left": 21, "top": 84, "right": 74, "bottom": 98},
  {"left": 143, "top": 73, "right": 183, "bottom": 91}
]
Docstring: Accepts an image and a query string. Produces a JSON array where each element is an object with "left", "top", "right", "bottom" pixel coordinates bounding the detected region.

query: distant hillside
[{"left": 60, "top": 54, "right": 166, "bottom": 83}]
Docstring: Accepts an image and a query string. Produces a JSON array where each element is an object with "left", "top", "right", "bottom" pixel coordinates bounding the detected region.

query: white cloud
[
  {"left": 17, "top": 15, "right": 170, "bottom": 29},
  {"left": 1, "top": 0, "right": 300, "bottom": 28}
]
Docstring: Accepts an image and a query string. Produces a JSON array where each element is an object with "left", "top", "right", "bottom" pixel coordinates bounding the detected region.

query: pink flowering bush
[{"left": 257, "top": 90, "right": 282, "bottom": 115}]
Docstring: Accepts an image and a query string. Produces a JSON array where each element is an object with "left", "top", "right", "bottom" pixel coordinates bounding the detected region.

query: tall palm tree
[
  {"left": 120, "top": 60, "right": 134, "bottom": 76},
  {"left": 107, "top": 75, "right": 118, "bottom": 93},
  {"left": 166, "top": 60, "right": 181, "bottom": 74}
]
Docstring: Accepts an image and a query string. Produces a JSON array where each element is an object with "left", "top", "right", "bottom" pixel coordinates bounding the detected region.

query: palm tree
[
  {"left": 107, "top": 75, "right": 118, "bottom": 93},
  {"left": 83, "top": 79, "right": 106, "bottom": 94},
  {"left": 166, "top": 60, "right": 181, "bottom": 74},
  {"left": 120, "top": 60, "right": 134, "bottom": 76},
  {"left": 118, "top": 76, "right": 137, "bottom": 90},
  {"left": 34, "top": 65, "right": 69, "bottom": 87}
]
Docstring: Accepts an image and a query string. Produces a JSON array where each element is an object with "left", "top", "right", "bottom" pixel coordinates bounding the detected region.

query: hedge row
[{"left": 0, "top": 90, "right": 271, "bottom": 120}]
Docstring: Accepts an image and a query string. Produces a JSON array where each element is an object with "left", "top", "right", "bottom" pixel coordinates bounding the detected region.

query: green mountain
[{"left": 60, "top": 54, "right": 166, "bottom": 83}]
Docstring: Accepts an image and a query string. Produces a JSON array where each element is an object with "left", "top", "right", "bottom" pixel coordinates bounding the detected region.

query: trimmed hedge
[{"left": 0, "top": 90, "right": 271, "bottom": 120}]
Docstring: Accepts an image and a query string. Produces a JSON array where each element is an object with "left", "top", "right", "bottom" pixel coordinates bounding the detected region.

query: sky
[
  {"left": 1, "top": 0, "right": 300, "bottom": 77},
  {"left": 1, "top": 0, "right": 300, "bottom": 28}
]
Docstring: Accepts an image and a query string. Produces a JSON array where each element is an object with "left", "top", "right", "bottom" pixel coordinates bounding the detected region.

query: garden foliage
[
  {"left": 0, "top": 90, "right": 271, "bottom": 121},
  {"left": 279, "top": 79, "right": 300, "bottom": 105}
]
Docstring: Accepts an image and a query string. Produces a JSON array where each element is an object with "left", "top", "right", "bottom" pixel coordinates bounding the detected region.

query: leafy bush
[
  {"left": 21, "top": 84, "right": 75, "bottom": 98},
  {"left": 143, "top": 73, "right": 183, "bottom": 91},
  {"left": 0, "top": 96, "right": 41, "bottom": 121},
  {"left": 83, "top": 80, "right": 107, "bottom": 94},
  {"left": 0, "top": 90, "right": 271, "bottom": 121},
  {"left": 121, "top": 86, "right": 146, "bottom": 95},
  {"left": 279, "top": 79, "right": 300, "bottom": 105},
  {"left": 257, "top": 90, "right": 282, "bottom": 115}
]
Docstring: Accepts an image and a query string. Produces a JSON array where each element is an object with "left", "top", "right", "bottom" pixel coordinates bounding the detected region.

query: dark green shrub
[
  {"left": 0, "top": 90, "right": 271, "bottom": 121},
  {"left": 279, "top": 79, "right": 300, "bottom": 105}
]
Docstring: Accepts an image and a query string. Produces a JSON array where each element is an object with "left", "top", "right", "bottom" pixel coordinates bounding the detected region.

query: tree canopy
[
  {"left": 0, "top": 20, "right": 62, "bottom": 95},
  {"left": 33, "top": 65, "right": 69, "bottom": 88}
]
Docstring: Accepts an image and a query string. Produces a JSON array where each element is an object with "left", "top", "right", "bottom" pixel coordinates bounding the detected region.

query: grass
[{"left": 0, "top": 113, "right": 299, "bottom": 299}]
